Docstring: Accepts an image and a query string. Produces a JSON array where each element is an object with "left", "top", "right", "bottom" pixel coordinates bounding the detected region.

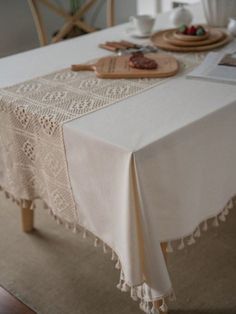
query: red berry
[{"left": 187, "top": 26, "right": 197, "bottom": 36}]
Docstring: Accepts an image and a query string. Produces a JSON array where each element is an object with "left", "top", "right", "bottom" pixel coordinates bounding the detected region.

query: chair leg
[
  {"left": 107, "top": 0, "right": 115, "bottom": 27},
  {"left": 21, "top": 203, "right": 34, "bottom": 233},
  {"left": 28, "top": 0, "right": 48, "bottom": 46}
]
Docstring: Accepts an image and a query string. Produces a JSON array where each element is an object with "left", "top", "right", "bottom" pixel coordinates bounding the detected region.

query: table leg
[
  {"left": 155, "top": 242, "right": 168, "bottom": 313},
  {"left": 21, "top": 202, "right": 34, "bottom": 233}
]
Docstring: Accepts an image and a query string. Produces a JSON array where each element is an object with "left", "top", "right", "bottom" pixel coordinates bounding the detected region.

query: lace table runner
[{"left": 0, "top": 56, "right": 197, "bottom": 223}]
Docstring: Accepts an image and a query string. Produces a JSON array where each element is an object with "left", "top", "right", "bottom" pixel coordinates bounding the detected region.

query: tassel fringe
[
  {"left": 187, "top": 234, "right": 196, "bottom": 245},
  {"left": 0, "top": 185, "right": 235, "bottom": 313},
  {"left": 82, "top": 229, "right": 87, "bottom": 239},
  {"left": 94, "top": 238, "right": 99, "bottom": 247},
  {"left": 115, "top": 259, "right": 121, "bottom": 270},
  {"left": 131, "top": 287, "right": 139, "bottom": 301},
  {"left": 166, "top": 241, "right": 173, "bottom": 253},
  {"left": 178, "top": 238, "right": 185, "bottom": 250},
  {"left": 111, "top": 250, "right": 116, "bottom": 261},
  {"left": 159, "top": 299, "right": 168, "bottom": 312},
  {"left": 212, "top": 216, "right": 219, "bottom": 227},
  {"left": 194, "top": 226, "right": 201, "bottom": 238},
  {"left": 103, "top": 243, "right": 108, "bottom": 253}
]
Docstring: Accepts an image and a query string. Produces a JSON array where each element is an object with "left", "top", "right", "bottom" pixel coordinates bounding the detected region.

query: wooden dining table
[{"left": 1, "top": 3, "right": 236, "bottom": 314}]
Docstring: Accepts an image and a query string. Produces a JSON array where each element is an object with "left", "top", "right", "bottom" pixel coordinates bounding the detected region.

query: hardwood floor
[{"left": 0, "top": 286, "right": 36, "bottom": 314}]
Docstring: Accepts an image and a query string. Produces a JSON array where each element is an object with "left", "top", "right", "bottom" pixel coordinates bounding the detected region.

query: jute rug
[{"left": 0, "top": 194, "right": 235, "bottom": 314}]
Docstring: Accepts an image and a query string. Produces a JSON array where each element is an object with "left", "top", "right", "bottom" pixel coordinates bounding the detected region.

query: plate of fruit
[
  {"left": 163, "top": 27, "right": 225, "bottom": 47},
  {"left": 150, "top": 26, "right": 230, "bottom": 52},
  {"left": 174, "top": 24, "right": 209, "bottom": 41}
]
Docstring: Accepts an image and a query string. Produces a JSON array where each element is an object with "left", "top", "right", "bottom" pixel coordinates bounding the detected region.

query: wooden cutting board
[
  {"left": 151, "top": 29, "right": 231, "bottom": 52},
  {"left": 71, "top": 54, "right": 179, "bottom": 79},
  {"left": 163, "top": 29, "right": 224, "bottom": 47}
]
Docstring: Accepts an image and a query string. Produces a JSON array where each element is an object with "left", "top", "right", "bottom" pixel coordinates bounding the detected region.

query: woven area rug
[{"left": 0, "top": 194, "right": 236, "bottom": 314}]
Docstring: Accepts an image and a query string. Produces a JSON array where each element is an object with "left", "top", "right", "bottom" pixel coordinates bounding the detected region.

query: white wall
[
  {"left": 137, "top": 0, "right": 162, "bottom": 15},
  {"left": 137, "top": 0, "right": 200, "bottom": 14},
  {"left": 0, "top": 0, "right": 136, "bottom": 58}
]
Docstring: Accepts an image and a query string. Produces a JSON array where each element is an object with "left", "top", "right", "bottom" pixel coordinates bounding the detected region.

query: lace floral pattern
[{"left": 0, "top": 57, "right": 195, "bottom": 225}]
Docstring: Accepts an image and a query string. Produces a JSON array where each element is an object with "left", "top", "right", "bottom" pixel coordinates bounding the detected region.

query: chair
[{"left": 28, "top": 0, "right": 115, "bottom": 46}]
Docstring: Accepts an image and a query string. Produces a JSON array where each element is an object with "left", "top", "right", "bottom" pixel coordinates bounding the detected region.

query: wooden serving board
[
  {"left": 151, "top": 29, "right": 231, "bottom": 52},
  {"left": 163, "top": 29, "right": 224, "bottom": 47},
  {"left": 173, "top": 30, "right": 209, "bottom": 41},
  {"left": 71, "top": 54, "right": 179, "bottom": 79}
]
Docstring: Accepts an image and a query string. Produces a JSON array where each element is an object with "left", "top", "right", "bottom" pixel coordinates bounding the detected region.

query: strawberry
[{"left": 187, "top": 26, "right": 197, "bottom": 36}]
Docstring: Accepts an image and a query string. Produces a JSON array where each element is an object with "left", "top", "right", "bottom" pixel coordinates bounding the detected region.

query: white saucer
[{"left": 126, "top": 28, "right": 153, "bottom": 38}]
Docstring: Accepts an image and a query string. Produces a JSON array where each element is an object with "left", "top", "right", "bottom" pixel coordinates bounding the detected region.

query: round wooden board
[
  {"left": 151, "top": 29, "right": 231, "bottom": 52},
  {"left": 163, "top": 29, "right": 224, "bottom": 47},
  {"left": 174, "top": 30, "right": 209, "bottom": 41}
]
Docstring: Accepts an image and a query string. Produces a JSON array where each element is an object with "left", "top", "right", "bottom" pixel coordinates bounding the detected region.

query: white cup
[
  {"left": 129, "top": 15, "right": 155, "bottom": 35},
  {"left": 228, "top": 17, "right": 236, "bottom": 37}
]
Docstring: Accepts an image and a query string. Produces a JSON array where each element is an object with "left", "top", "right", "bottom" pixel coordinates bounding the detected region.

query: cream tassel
[
  {"left": 65, "top": 222, "right": 70, "bottom": 229},
  {"left": 111, "top": 250, "right": 116, "bottom": 261},
  {"left": 94, "top": 238, "right": 99, "bottom": 247},
  {"left": 228, "top": 199, "right": 233, "bottom": 209},
  {"left": 121, "top": 282, "right": 129, "bottom": 292},
  {"left": 146, "top": 286, "right": 152, "bottom": 300},
  {"left": 56, "top": 217, "right": 62, "bottom": 225},
  {"left": 115, "top": 259, "right": 121, "bottom": 270},
  {"left": 116, "top": 278, "right": 123, "bottom": 290},
  {"left": 144, "top": 301, "right": 151, "bottom": 313},
  {"left": 72, "top": 225, "right": 78, "bottom": 233},
  {"left": 224, "top": 207, "right": 229, "bottom": 215},
  {"left": 187, "top": 234, "right": 195, "bottom": 245},
  {"left": 159, "top": 299, "right": 168, "bottom": 313},
  {"left": 30, "top": 202, "right": 35, "bottom": 210},
  {"left": 120, "top": 270, "right": 125, "bottom": 281},
  {"left": 166, "top": 241, "right": 173, "bottom": 253},
  {"left": 151, "top": 303, "right": 160, "bottom": 314},
  {"left": 178, "top": 238, "right": 185, "bottom": 250},
  {"left": 139, "top": 300, "right": 146, "bottom": 312},
  {"left": 194, "top": 226, "right": 201, "bottom": 238},
  {"left": 82, "top": 229, "right": 87, "bottom": 239},
  {"left": 131, "top": 287, "right": 138, "bottom": 301},
  {"left": 103, "top": 242, "right": 108, "bottom": 253},
  {"left": 219, "top": 211, "right": 226, "bottom": 222},
  {"left": 212, "top": 216, "right": 219, "bottom": 227}
]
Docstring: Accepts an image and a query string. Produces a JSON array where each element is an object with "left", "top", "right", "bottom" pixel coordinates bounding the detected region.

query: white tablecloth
[
  {"left": 63, "top": 60, "right": 236, "bottom": 303},
  {"left": 1, "top": 3, "right": 236, "bottom": 312}
]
